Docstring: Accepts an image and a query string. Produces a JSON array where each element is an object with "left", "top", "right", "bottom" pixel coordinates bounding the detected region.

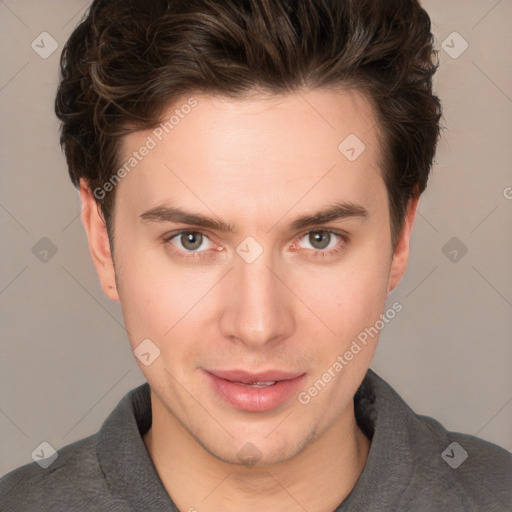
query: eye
[
  {"left": 294, "top": 230, "right": 347, "bottom": 257},
  {"left": 165, "top": 231, "right": 214, "bottom": 253},
  {"left": 301, "top": 230, "right": 336, "bottom": 250}
]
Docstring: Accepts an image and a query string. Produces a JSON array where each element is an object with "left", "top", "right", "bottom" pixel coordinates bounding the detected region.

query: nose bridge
[{"left": 220, "top": 243, "right": 293, "bottom": 346}]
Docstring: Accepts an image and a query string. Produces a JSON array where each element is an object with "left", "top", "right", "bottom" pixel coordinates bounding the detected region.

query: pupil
[
  {"left": 182, "top": 232, "right": 202, "bottom": 250},
  {"left": 310, "top": 231, "right": 330, "bottom": 249}
]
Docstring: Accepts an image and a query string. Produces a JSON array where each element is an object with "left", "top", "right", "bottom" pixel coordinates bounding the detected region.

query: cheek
[
  {"left": 296, "top": 245, "right": 390, "bottom": 335},
  {"left": 114, "top": 235, "right": 229, "bottom": 361},
  {"left": 113, "top": 238, "right": 189, "bottom": 344}
]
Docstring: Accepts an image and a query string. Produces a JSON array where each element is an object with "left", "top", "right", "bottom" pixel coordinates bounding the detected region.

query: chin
[{"left": 197, "top": 423, "right": 323, "bottom": 469}]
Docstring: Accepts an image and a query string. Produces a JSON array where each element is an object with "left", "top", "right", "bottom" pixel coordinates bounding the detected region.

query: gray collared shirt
[{"left": 1, "top": 369, "right": 511, "bottom": 511}]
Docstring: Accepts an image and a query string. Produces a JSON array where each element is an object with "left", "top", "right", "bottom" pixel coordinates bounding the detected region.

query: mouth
[{"left": 203, "top": 369, "right": 306, "bottom": 412}]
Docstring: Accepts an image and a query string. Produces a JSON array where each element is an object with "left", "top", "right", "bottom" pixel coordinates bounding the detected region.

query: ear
[
  {"left": 79, "top": 179, "right": 120, "bottom": 301},
  {"left": 387, "top": 196, "right": 419, "bottom": 295}
]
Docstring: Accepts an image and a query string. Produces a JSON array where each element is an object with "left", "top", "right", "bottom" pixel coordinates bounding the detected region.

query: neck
[{"left": 144, "top": 392, "right": 370, "bottom": 512}]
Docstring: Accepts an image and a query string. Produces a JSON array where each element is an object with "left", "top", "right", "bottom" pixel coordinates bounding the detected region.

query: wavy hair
[{"left": 55, "top": 0, "right": 442, "bottom": 248}]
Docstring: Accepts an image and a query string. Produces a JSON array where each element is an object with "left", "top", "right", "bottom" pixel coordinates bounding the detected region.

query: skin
[{"left": 80, "top": 87, "right": 417, "bottom": 512}]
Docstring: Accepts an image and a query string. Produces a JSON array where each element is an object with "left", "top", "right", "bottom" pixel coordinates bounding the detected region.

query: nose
[{"left": 219, "top": 246, "right": 295, "bottom": 349}]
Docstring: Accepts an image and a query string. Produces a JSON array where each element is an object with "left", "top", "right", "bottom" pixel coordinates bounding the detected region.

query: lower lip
[{"left": 204, "top": 371, "right": 306, "bottom": 412}]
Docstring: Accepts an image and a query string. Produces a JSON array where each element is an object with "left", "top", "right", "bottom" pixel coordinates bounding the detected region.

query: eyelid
[
  {"left": 296, "top": 227, "right": 349, "bottom": 241},
  {"left": 163, "top": 228, "right": 348, "bottom": 244}
]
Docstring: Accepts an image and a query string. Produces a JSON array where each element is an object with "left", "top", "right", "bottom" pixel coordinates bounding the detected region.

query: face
[{"left": 81, "top": 88, "right": 416, "bottom": 466}]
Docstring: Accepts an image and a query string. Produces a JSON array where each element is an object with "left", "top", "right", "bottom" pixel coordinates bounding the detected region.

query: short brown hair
[{"left": 55, "top": 0, "right": 442, "bottom": 249}]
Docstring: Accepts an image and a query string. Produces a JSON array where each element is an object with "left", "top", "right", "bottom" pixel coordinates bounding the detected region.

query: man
[{"left": 1, "top": 0, "right": 510, "bottom": 511}]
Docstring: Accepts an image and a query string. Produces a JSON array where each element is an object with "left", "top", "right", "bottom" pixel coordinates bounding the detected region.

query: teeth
[{"left": 235, "top": 381, "right": 276, "bottom": 388}]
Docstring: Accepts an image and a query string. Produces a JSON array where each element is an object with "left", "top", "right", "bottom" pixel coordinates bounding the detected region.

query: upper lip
[{"left": 206, "top": 369, "right": 305, "bottom": 384}]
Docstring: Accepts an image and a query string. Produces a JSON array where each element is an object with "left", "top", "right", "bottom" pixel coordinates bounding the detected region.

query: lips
[{"left": 204, "top": 369, "right": 306, "bottom": 412}]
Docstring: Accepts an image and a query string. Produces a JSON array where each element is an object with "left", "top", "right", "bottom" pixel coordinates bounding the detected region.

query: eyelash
[{"left": 162, "top": 229, "right": 349, "bottom": 261}]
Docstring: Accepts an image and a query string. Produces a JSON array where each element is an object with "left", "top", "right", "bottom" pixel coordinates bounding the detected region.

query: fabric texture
[{"left": 1, "top": 368, "right": 511, "bottom": 511}]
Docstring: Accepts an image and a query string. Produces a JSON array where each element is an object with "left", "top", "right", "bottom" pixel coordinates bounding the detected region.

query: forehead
[{"left": 115, "top": 88, "right": 385, "bottom": 226}]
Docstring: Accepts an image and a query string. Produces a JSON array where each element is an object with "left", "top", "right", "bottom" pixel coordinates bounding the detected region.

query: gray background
[{"left": 1, "top": 0, "right": 511, "bottom": 476}]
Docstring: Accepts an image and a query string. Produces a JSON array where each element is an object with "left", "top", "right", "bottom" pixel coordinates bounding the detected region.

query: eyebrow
[{"left": 139, "top": 200, "right": 368, "bottom": 233}]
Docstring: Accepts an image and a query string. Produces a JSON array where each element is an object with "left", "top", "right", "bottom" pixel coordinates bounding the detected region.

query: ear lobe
[
  {"left": 387, "top": 196, "right": 419, "bottom": 296},
  {"left": 79, "top": 179, "right": 120, "bottom": 301}
]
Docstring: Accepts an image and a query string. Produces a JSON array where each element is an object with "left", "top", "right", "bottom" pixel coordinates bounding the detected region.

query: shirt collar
[
  {"left": 335, "top": 368, "right": 417, "bottom": 510},
  {"left": 97, "top": 382, "right": 178, "bottom": 510}
]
